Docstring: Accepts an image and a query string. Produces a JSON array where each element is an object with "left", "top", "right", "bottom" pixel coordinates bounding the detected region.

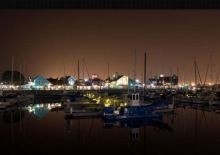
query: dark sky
[{"left": 0, "top": 10, "right": 220, "bottom": 83}]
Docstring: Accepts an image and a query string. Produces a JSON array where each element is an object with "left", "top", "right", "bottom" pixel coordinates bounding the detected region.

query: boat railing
[{"left": 129, "top": 93, "right": 141, "bottom": 106}]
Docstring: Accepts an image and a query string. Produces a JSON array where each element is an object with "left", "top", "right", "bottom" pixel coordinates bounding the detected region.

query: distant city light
[
  {"left": 178, "top": 84, "right": 183, "bottom": 88},
  {"left": 69, "top": 79, "right": 74, "bottom": 85},
  {"left": 150, "top": 83, "right": 155, "bottom": 88},
  {"left": 191, "top": 82, "right": 195, "bottom": 87},
  {"left": 135, "top": 79, "right": 140, "bottom": 83}
]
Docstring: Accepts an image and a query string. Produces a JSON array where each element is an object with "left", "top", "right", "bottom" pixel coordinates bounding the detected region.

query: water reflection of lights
[{"left": 25, "top": 103, "right": 62, "bottom": 118}]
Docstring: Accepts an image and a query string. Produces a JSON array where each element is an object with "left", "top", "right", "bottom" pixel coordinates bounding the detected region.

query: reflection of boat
[
  {"left": 65, "top": 109, "right": 103, "bottom": 119},
  {"left": 64, "top": 102, "right": 103, "bottom": 119},
  {"left": 192, "top": 97, "right": 209, "bottom": 105},
  {"left": 0, "top": 102, "right": 11, "bottom": 109},
  {"left": 209, "top": 91, "right": 220, "bottom": 105},
  {"left": 25, "top": 103, "right": 62, "bottom": 119},
  {"left": 103, "top": 93, "right": 172, "bottom": 120},
  {"left": 209, "top": 100, "right": 220, "bottom": 105},
  {"left": 0, "top": 93, "right": 34, "bottom": 105},
  {"left": 1, "top": 108, "right": 25, "bottom": 124},
  {"left": 103, "top": 114, "right": 173, "bottom": 132}
]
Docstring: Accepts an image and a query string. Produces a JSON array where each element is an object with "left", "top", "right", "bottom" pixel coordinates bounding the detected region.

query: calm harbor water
[{"left": 1, "top": 102, "right": 220, "bottom": 155}]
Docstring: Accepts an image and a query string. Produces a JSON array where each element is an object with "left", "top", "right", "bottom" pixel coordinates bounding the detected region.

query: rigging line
[
  {"left": 196, "top": 62, "right": 203, "bottom": 85},
  {"left": 215, "top": 68, "right": 220, "bottom": 85},
  {"left": 204, "top": 55, "right": 212, "bottom": 85},
  {"left": 83, "top": 58, "right": 90, "bottom": 79}
]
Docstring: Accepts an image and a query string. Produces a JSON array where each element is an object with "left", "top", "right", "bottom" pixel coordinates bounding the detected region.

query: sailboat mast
[
  {"left": 107, "top": 63, "right": 110, "bottom": 91},
  {"left": 82, "top": 58, "right": 84, "bottom": 79},
  {"left": 210, "top": 55, "right": 213, "bottom": 84},
  {"left": 19, "top": 64, "right": 22, "bottom": 86},
  {"left": 144, "top": 52, "right": 147, "bottom": 88},
  {"left": 134, "top": 49, "right": 137, "bottom": 92},
  {"left": 176, "top": 66, "right": 179, "bottom": 83},
  {"left": 203, "top": 62, "right": 210, "bottom": 85},
  {"left": 134, "top": 49, "right": 136, "bottom": 80},
  {"left": 77, "top": 59, "right": 80, "bottom": 80},
  {"left": 194, "top": 58, "right": 197, "bottom": 86},
  {"left": 64, "top": 64, "right": 66, "bottom": 77},
  {"left": 215, "top": 69, "right": 219, "bottom": 85},
  {"left": 196, "top": 62, "right": 202, "bottom": 85},
  {"left": 83, "top": 59, "right": 90, "bottom": 79},
  {"left": 107, "top": 63, "right": 110, "bottom": 78},
  {"left": 204, "top": 55, "right": 212, "bottom": 85},
  {"left": 63, "top": 63, "right": 66, "bottom": 87},
  {"left": 11, "top": 56, "right": 14, "bottom": 85}
]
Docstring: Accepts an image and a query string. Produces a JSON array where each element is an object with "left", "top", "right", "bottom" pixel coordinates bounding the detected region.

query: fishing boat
[{"left": 103, "top": 93, "right": 172, "bottom": 121}]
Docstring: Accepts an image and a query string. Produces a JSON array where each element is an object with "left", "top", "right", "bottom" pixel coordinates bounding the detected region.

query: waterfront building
[
  {"left": 32, "top": 75, "right": 52, "bottom": 90},
  {"left": 148, "top": 74, "right": 178, "bottom": 88},
  {"left": 46, "top": 76, "right": 76, "bottom": 90},
  {"left": 47, "top": 78, "right": 60, "bottom": 85},
  {"left": 76, "top": 79, "right": 92, "bottom": 90},
  {"left": 107, "top": 74, "right": 137, "bottom": 89},
  {"left": 91, "top": 77, "right": 104, "bottom": 89},
  {"left": 59, "top": 76, "right": 76, "bottom": 86}
]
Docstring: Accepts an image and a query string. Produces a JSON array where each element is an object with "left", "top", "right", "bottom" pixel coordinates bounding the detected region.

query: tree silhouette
[{"left": 1, "top": 70, "right": 25, "bottom": 85}]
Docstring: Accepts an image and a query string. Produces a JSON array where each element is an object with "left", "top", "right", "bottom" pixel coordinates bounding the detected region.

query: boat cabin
[{"left": 129, "top": 93, "right": 141, "bottom": 106}]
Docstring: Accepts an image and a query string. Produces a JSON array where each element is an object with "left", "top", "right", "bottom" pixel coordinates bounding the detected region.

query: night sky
[{"left": 0, "top": 10, "right": 220, "bottom": 83}]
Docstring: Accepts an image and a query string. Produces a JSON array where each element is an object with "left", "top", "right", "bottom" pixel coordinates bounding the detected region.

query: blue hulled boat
[{"left": 103, "top": 93, "right": 172, "bottom": 121}]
